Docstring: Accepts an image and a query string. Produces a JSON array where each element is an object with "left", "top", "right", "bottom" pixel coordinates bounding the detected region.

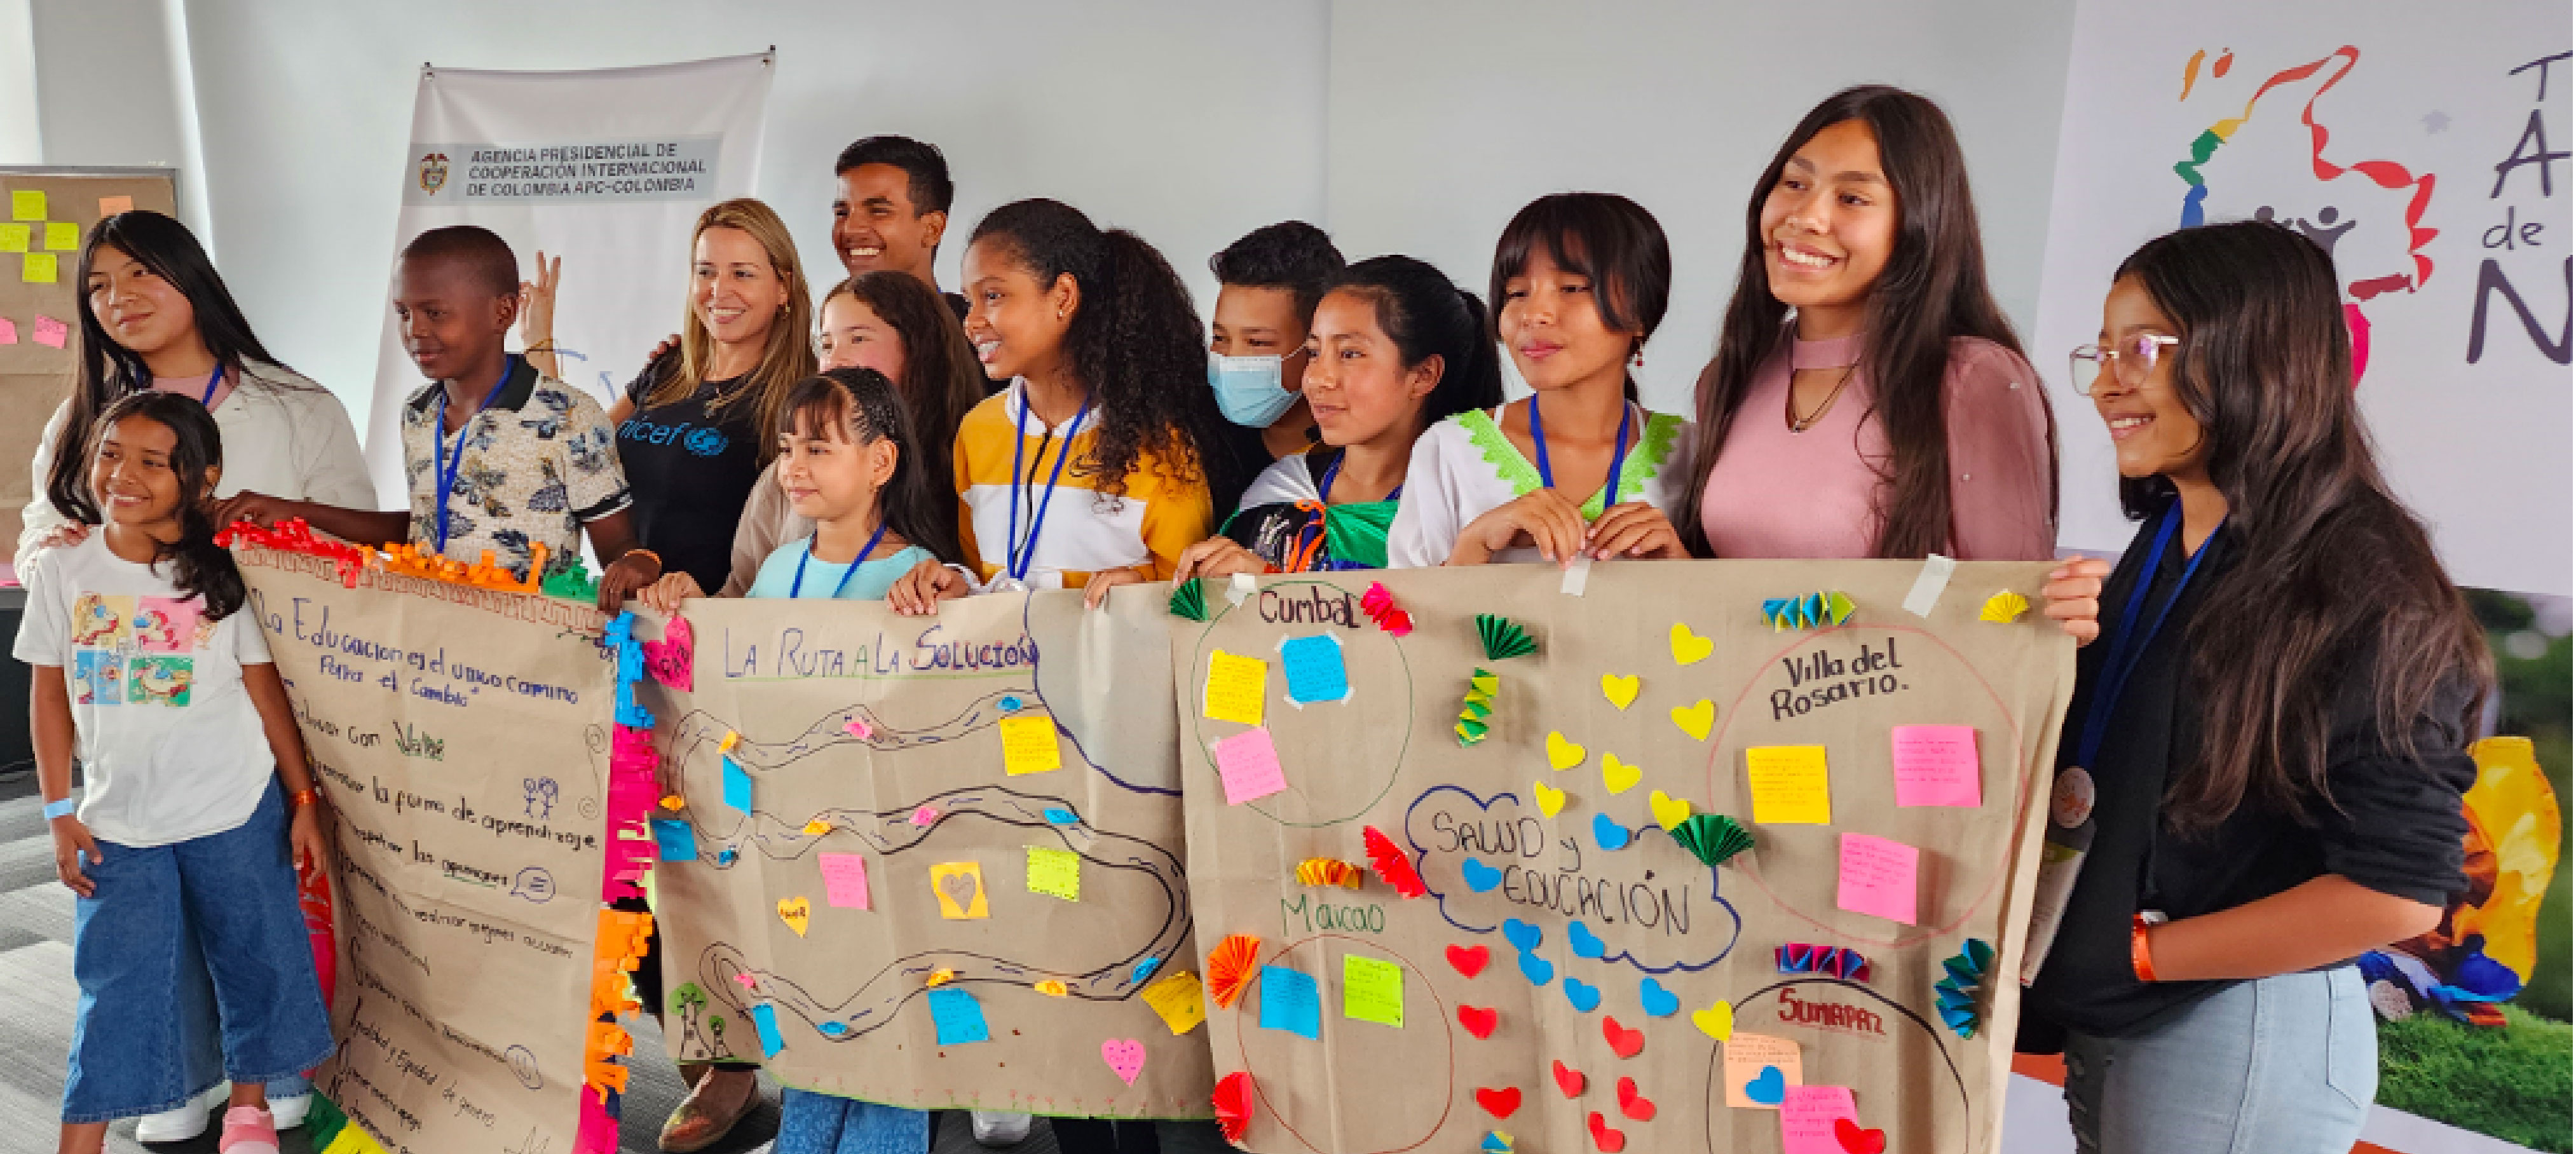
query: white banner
[
  {"left": 360, "top": 52, "right": 773, "bottom": 503},
  {"left": 2033, "top": 5, "right": 2572, "bottom": 595}
]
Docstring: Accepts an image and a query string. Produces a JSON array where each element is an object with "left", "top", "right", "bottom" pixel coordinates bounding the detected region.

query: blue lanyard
[
  {"left": 1004, "top": 386, "right": 1090, "bottom": 582},
  {"left": 200, "top": 365, "right": 224, "bottom": 407},
  {"left": 1528, "top": 397, "right": 1632, "bottom": 509},
  {"left": 2072, "top": 501, "right": 2221, "bottom": 767},
  {"left": 791, "top": 521, "right": 890, "bottom": 599},
  {"left": 432, "top": 356, "right": 515, "bottom": 552}
]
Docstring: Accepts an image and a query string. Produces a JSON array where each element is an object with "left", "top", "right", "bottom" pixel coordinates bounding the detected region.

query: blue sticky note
[
  {"left": 1279, "top": 634, "right": 1349, "bottom": 705},
  {"left": 1258, "top": 965, "right": 1322, "bottom": 1040},
  {"left": 927, "top": 987, "right": 990, "bottom": 1045},
  {"left": 651, "top": 818, "right": 699, "bottom": 861},
  {"left": 749, "top": 1003, "right": 784, "bottom": 1057},
  {"left": 723, "top": 756, "right": 753, "bottom": 813}
]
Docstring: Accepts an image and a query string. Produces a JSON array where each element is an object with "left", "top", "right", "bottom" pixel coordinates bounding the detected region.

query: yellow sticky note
[
  {"left": 930, "top": 860, "right": 988, "bottom": 919},
  {"left": 0, "top": 224, "right": 27, "bottom": 252},
  {"left": 98, "top": 196, "right": 133, "bottom": 217},
  {"left": 998, "top": 714, "right": 1062, "bottom": 776},
  {"left": 44, "top": 222, "right": 77, "bottom": 252},
  {"left": 1745, "top": 745, "right": 1832, "bottom": 824},
  {"left": 1140, "top": 969, "right": 1208, "bottom": 1036},
  {"left": 1342, "top": 954, "right": 1405, "bottom": 1028},
  {"left": 1026, "top": 845, "right": 1080, "bottom": 901},
  {"left": 10, "top": 190, "right": 43, "bottom": 221},
  {"left": 22, "top": 252, "right": 57, "bottom": 284},
  {"left": 1203, "top": 649, "right": 1268, "bottom": 726}
]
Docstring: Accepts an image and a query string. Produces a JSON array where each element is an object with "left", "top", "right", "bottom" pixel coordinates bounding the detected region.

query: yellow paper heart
[
  {"left": 1669, "top": 622, "right": 1715, "bottom": 666},
  {"left": 1546, "top": 731, "right": 1587, "bottom": 771},
  {"left": 1691, "top": 998, "right": 1735, "bottom": 1041},
  {"left": 1600, "top": 674, "right": 1641, "bottom": 710},
  {"left": 1602, "top": 753, "right": 1643, "bottom": 795},
  {"left": 1648, "top": 789, "right": 1693, "bottom": 831},
  {"left": 1670, "top": 698, "right": 1715, "bottom": 742},
  {"left": 777, "top": 897, "right": 811, "bottom": 937},
  {"left": 1533, "top": 780, "right": 1569, "bottom": 818}
]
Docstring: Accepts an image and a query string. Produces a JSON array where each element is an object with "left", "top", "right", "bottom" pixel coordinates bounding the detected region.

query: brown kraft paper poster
[
  {"left": 636, "top": 590, "right": 1216, "bottom": 1117},
  {"left": 1171, "top": 560, "right": 2074, "bottom": 1154},
  {"left": 241, "top": 549, "right": 616, "bottom": 1154}
]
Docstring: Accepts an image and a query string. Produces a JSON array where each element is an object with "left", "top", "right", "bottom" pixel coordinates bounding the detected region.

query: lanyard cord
[
  {"left": 432, "top": 356, "right": 517, "bottom": 552},
  {"left": 791, "top": 520, "right": 891, "bottom": 599},
  {"left": 1529, "top": 396, "right": 1632, "bottom": 510},
  {"left": 1004, "top": 384, "right": 1091, "bottom": 582},
  {"left": 199, "top": 364, "right": 224, "bottom": 407},
  {"left": 2072, "top": 501, "right": 2222, "bottom": 767}
]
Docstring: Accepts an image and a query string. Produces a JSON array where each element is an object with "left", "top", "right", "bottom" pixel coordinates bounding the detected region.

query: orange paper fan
[
  {"left": 1297, "top": 858, "right": 1364, "bottom": 888},
  {"left": 1207, "top": 933, "right": 1261, "bottom": 1009}
]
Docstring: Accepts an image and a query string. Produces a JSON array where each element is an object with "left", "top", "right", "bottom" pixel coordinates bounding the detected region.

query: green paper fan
[
  {"left": 1169, "top": 579, "right": 1210, "bottom": 621},
  {"left": 1476, "top": 613, "right": 1538, "bottom": 661},
  {"left": 1671, "top": 813, "right": 1755, "bottom": 867}
]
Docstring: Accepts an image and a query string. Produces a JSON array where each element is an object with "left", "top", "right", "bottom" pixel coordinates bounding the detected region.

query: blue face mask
[{"left": 1209, "top": 351, "right": 1300, "bottom": 428}]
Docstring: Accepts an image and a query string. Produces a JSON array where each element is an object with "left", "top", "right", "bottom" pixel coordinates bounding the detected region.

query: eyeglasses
[{"left": 2068, "top": 334, "right": 2179, "bottom": 397}]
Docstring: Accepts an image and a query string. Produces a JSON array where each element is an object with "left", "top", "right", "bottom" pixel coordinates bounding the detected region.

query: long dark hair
[
  {"left": 1329, "top": 255, "right": 1504, "bottom": 429},
  {"left": 1489, "top": 193, "right": 1672, "bottom": 404},
  {"left": 826, "top": 271, "right": 985, "bottom": 488},
  {"left": 2118, "top": 221, "right": 2490, "bottom": 829},
  {"left": 777, "top": 367, "right": 965, "bottom": 568},
  {"left": 45, "top": 211, "right": 289, "bottom": 534},
  {"left": 55, "top": 391, "right": 246, "bottom": 620},
  {"left": 1677, "top": 86, "right": 2047, "bottom": 559},
  {"left": 968, "top": 199, "right": 1248, "bottom": 505}
]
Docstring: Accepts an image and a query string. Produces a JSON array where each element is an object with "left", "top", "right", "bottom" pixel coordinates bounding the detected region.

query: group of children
[{"left": 15, "top": 83, "right": 2489, "bottom": 1154}]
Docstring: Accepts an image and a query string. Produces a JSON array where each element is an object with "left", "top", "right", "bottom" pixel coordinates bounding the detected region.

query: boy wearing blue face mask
[{"left": 1207, "top": 222, "right": 1345, "bottom": 461}]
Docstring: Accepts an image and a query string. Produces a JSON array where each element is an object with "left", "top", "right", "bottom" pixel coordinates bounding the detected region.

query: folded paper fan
[
  {"left": 1362, "top": 825, "right": 1428, "bottom": 898},
  {"left": 1457, "top": 669, "right": 1499, "bottom": 747},
  {"left": 1933, "top": 938, "right": 1996, "bottom": 1038},
  {"left": 1761, "top": 590, "right": 1857, "bottom": 631},
  {"left": 1476, "top": 613, "right": 1539, "bottom": 661},
  {"left": 1169, "top": 579, "right": 1210, "bottom": 622},
  {"left": 1213, "top": 1071, "right": 1256, "bottom": 1143},
  {"left": 1980, "top": 590, "right": 2030, "bottom": 623},
  {"left": 1207, "top": 933, "right": 1261, "bottom": 1009},
  {"left": 1361, "top": 581, "right": 1415, "bottom": 637},
  {"left": 1776, "top": 943, "right": 1872, "bottom": 982},
  {"left": 1297, "top": 858, "right": 1365, "bottom": 889},
  {"left": 1670, "top": 813, "right": 1755, "bottom": 867}
]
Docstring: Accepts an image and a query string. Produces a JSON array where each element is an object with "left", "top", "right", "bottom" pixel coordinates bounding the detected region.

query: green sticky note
[
  {"left": 1342, "top": 954, "right": 1404, "bottom": 1028},
  {"left": 0, "top": 224, "right": 27, "bottom": 252},
  {"left": 9, "top": 189, "right": 43, "bottom": 221},
  {"left": 22, "top": 252, "right": 57, "bottom": 284},
  {"left": 43, "top": 222, "right": 77, "bottom": 252},
  {"left": 1026, "top": 845, "right": 1080, "bottom": 901}
]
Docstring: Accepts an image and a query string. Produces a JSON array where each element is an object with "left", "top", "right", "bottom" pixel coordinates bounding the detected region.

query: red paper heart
[
  {"left": 1211, "top": 1071, "right": 1255, "bottom": 1143},
  {"left": 1615, "top": 1076, "right": 1656, "bottom": 1122},
  {"left": 1602, "top": 1015, "right": 1645, "bottom": 1058},
  {"left": 1586, "top": 1110, "right": 1627, "bottom": 1153},
  {"left": 1836, "top": 1117, "right": 1887, "bottom": 1154},
  {"left": 1552, "top": 1059, "right": 1586, "bottom": 1097},
  {"left": 1447, "top": 944, "right": 1490, "bottom": 979},
  {"left": 1474, "top": 1087, "right": 1522, "bottom": 1119},
  {"left": 1458, "top": 1005, "right": 1499, "bottom": 1039}
]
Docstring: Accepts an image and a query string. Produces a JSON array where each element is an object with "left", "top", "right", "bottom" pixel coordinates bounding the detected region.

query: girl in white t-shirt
[{"left": 15, "top": 392, "right": 334, "bottom": 1154}]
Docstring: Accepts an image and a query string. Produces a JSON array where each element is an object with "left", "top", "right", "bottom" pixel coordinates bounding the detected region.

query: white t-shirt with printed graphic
[{"left": 12, "top": 534, "right": 277, "bottom": 847}]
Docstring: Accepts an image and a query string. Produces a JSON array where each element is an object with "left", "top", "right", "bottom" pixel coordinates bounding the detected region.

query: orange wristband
[
  {"left": 2130, "top": 911, "right": 2164, "bottom": 982},
  {"left": 290, "top": 788, "right": 322, "bottom": 808}
]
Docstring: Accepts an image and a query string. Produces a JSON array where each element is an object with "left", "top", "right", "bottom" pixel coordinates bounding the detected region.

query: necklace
[{"left": 1787, "top": 364, "right": 1858, "bottom": 433}]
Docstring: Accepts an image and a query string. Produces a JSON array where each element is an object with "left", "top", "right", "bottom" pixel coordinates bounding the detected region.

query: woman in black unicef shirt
[{"left": 2019, "top": 221, "right": 2489, "bottom": 1154}]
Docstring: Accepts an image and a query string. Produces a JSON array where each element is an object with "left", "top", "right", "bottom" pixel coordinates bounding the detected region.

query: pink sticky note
[
  {"left": 1891, "top": 724, "right": 1980, "bottom": 808},
  {"left": 31, "top": 315, "right": 67, "bottom": 349},
  {"left": 1212, "top": 726, "right": 1288, "bottom": 805},
  {"left": 99, "top": 196, "right": 133, "bottom": 217},
  {"left": 1778, "top": 1085, "right": 1859, "bottom": 1154},
  {"left": 819, "top": 852, "right": 870, "bottom": 910},
  {"left": 0, "top": 316, "right": 15, "bottom": 344},
  {"left": 1836, "top": 832, "right": 1919, "bottom": 925}
]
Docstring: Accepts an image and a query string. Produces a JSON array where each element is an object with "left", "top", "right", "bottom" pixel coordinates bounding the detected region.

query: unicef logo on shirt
[{"left": 683, "top": 427, "right": 729, "bottom": 458}]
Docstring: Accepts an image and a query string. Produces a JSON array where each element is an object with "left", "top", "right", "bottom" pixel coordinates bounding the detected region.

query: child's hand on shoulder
[
  {"left": 289, "top": 802, "right": 330, "bottom": 873},
  {"left": 1452, "top": 489, "right": 1588, "bottom": 566},
  {"left": 640, "top": 572, "right": 704, "bottom": 615},
  {"left": 596, "top": 551, "right": 665, "bottom": 611},
  {"left": 1585, "top": 501, "right": 1688, "bottom": 560},
  {"left": 889, "top": 559, "right": 970, "bottom": 615},
  {"left": 50, "top": 814, "right": 100, "bottom": 898}
]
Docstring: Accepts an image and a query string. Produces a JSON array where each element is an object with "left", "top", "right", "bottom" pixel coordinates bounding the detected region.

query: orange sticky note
[
  {"left": 98, "top": 196, "right": 133, "bottom": 217},
  {"left": 1745, "top": 745, "right": 1831, "bottom": 824},
  {"left": 930, "top": 861, "right": 988, "bottom": 919},
  {"left": 1722, "top": 1032, "right": 1803, "bottom": 1108}
]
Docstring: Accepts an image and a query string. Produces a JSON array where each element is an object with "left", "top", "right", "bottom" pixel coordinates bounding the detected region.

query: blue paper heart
[
  {"left": 1639, "top": 977, "right": 1680, "bottom": 1017},
  {"left": 1746, "top": 1065, "right": 1786, "bottom": 1106},
  {"left": 1131, "top": 956, "right": 1161, "bottom": 984},
  {"left": 1503, "top": 918, "right": 1543, "bottom": 952},
  {"left": 1564, "top": 977, "right": 1602, "bottom": 1013},
  {"left": 1043, "top": 806, "right": 1079, "bottom": 825},
  {"left": 1461, "top": 857, "right": 1504, "bottom": 893},
  {"left": 1591, "top": 812, "right": 1632, "bottom": 851},
  {"left": 1567, "top": 920, "right": 1607, "bottom": 960},
  {"left": 1516, "top": 949, "right": 1555, "bottom": 987}
]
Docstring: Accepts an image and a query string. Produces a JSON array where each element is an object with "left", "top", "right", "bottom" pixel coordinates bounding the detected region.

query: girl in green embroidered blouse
[{"left": 1387, "top": 193, "right": 1693, "bottom": 568}]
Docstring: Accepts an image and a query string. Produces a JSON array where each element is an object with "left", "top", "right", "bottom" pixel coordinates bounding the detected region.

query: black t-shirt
[
  {"left": 617, "top": 353, "right": 765, "bottom": 595},
  {"left": 2019, "top": 506, "right": 2474, "bottom": 1043}
]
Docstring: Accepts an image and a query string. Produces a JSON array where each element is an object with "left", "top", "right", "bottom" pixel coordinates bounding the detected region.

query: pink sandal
[{"left": 218, "top": 1105, "right": 280, "bottom": 1154}]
